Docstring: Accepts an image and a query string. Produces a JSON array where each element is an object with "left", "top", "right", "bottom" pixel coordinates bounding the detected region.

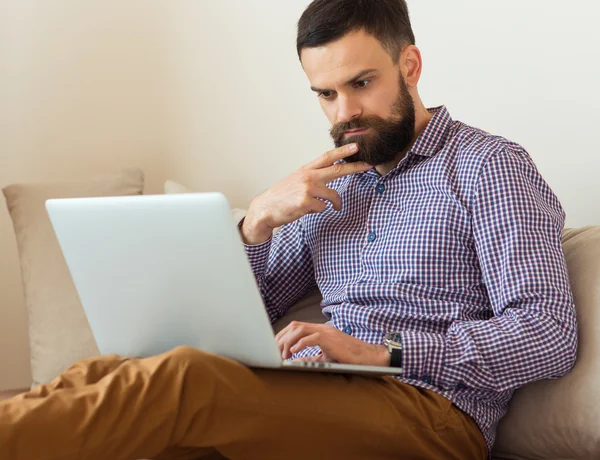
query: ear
[{"left": 400, "top": 45, "right": 423, "bottom": 88}]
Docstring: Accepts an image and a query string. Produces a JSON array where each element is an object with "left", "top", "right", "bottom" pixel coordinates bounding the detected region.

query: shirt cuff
[
  {"left": 400, "top": 330, "right": 449, "bottom": 389},
  {"left": 238, "top": 217, "right": 272, "bottom": 277}
]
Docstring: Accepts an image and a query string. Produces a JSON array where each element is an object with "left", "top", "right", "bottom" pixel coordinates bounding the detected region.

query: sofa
[{"left": 1, "top": 169, "right": 599, "bottom": 459}]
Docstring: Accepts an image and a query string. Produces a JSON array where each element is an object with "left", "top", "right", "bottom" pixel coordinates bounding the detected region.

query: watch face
[{"left": 386, "top": 332, "right": 402, "bottom": 345}]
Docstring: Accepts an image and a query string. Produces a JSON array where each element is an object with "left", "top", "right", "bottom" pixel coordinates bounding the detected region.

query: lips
[{"left": 344, "top": 128, "right": 367, "bottom": 136}]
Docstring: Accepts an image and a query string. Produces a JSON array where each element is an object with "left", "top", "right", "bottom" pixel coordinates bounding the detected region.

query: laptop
[{"left": 46, "top": 192, "right": 402, "bottom": 376}]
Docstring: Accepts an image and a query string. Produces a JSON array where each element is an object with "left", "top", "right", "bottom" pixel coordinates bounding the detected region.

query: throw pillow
[{"left": 3, "top": 168, "right": 144, "bottom": 387}]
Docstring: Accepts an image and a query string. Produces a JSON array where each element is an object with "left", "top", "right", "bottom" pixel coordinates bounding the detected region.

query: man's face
[{"left": 301, "top": 29, "right": 416, "bottom": 165}]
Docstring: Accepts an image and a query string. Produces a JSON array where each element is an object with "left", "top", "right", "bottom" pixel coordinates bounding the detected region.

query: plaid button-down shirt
[{"left": 242, "top": 106, "right": 578, "bottom": 452}]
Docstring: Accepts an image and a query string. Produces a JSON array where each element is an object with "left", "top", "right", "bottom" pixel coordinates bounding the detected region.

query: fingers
[
  {"left": 296, "top": 186, "right": 341, "bottom": 214},
  {"left": 318, "top": 160, "right": 374, "bottom": 183},
  {"left": 292, "top": 144, "right": 372, "bottom": 220},
  {"left": 313, "top": 186, "right": 342, "bottom": 212},
  {"left": 299, "top": 188, "right": 340, "bottom": 213},
  {"left": 276, "top": 322, "right": 320, "bottom": 359},
  {"left": 306, "top": 198, "right": 328, "bottom": 215},
  {"left": 289, "top": 333, "right": 320, "bottom": 355},
  {"left": 275, "top": 324, "right": 295, "bottom": 359},
  {"left": 305, "top": 143, "right": 359, "bottom": 170}
]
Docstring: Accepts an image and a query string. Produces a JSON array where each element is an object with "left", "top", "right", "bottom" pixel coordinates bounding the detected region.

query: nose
[{"left": 336, "top": 94, "right": 362, "bottom": 125}]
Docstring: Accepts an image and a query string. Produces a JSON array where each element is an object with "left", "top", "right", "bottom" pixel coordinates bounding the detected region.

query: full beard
[{"left": 330, "top": 75, "right": 416, "bottom": 165}]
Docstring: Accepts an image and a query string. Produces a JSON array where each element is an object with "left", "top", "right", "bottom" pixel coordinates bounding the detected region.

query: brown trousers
[{"left": 0, "top": 346, "right": 488, "bottom": 460}]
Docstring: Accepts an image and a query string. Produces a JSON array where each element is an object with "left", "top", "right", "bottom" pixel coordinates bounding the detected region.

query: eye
[
  {"left": 319, "top": 91, "right": 335, "bottom": 100},
  {"left": 355, "top": 80, "right": 370, "bottom": 89}
]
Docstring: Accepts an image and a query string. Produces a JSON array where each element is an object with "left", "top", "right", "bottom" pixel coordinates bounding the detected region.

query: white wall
[
  {"left": 409, "top": 0, "right": 600, "bottom": 228},
  {"left": 164, "top": 1, "right": 328, "bottom": 209},
  {"left": 1, "top": 0, "right": 598, "bottom": 389}
]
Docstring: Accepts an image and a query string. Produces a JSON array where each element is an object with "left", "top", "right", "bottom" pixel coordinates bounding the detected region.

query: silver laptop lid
[{"left": 46, "top": 193, "right": 282, "bottom": 368}]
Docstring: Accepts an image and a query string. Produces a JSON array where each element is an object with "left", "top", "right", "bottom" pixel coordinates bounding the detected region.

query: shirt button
[
  {"left": 456, "top": 383, "right": 466, "bottom": 390},
  {"left": 422, "top": 375, "right": 432, "bottom": 384},
  {"left": 375, "top": 183, "right": 385, "bottom": 194},
  {"left": 367, "top": 232, "right": 376, "bottom": 242},
  {"left": 343, "top": 325, "right": 353, "bottom": 335}
]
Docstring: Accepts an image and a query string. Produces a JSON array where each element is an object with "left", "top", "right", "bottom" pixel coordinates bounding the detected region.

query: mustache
[{"left": 329, "top": 116, "right": 385, "bottom": 143}]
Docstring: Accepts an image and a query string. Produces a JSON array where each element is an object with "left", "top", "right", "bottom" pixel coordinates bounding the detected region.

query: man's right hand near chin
[{"left": 240, "top": 143, "right": 373, "bottom": 245}]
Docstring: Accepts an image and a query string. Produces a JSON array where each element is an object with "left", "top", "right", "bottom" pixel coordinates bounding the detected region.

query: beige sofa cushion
[
  {"left": 272, "top": 287, "right": 325, "bottom": 334},
  {"left": 2, "top": 168, "right": 144, "bottom": 387},
  {"left": 492, "top": 226, "right": 600, "bottom": 459},
  {"left": 163, "top": 180, "right": 196, "bottom": 195}
]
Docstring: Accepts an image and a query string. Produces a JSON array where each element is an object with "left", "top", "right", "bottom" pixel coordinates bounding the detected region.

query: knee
[
  {"left": 162, "top": 346, "right": 229, "bottom": 385},
  {"left": 167, "top": 345, "right": 206, "bottom": 361},
  {"left": 163, "top": 346, "right": 241, "bottom": 376},
  {"left": 165, "top": 346, "right": 220, "bottom": 371}
]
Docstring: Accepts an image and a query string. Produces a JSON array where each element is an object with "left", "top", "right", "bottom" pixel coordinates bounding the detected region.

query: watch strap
[{"left": 390, "top": 347, "right": 403, "bottom": 368}]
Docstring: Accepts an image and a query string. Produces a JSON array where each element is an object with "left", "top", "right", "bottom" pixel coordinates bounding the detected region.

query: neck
[{"left": 374, "top": 100, "right": 433, "bottom": 176}]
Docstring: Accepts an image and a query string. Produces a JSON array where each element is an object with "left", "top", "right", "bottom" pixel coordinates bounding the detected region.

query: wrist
[
  {"left": 382, "top": 332, "right": 403, "bottom": 368},
  {"left": 375, "top": 344, "right": 391, "bottom": 367},
  {"left": 240, "top": 211, "right": 273, "bottom": 245}
]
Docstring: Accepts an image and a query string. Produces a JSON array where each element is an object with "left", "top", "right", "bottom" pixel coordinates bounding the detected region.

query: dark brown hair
[{"left": 297, "top": 0, "right": 416, "bottom": 63}]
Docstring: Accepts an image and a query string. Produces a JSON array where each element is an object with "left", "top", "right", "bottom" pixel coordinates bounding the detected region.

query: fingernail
[{"left": 349, "top": 143, "right": 358, "bottom": 152}]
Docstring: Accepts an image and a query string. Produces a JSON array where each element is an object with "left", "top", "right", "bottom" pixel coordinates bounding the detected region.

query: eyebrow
[{"left": 310, "top": 68, "right": 378, "bottom": 93}]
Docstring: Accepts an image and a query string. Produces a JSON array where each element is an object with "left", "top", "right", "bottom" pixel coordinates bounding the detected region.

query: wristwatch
[{"left": 383, "top": 332, "right": 403, "bottom": 368}]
